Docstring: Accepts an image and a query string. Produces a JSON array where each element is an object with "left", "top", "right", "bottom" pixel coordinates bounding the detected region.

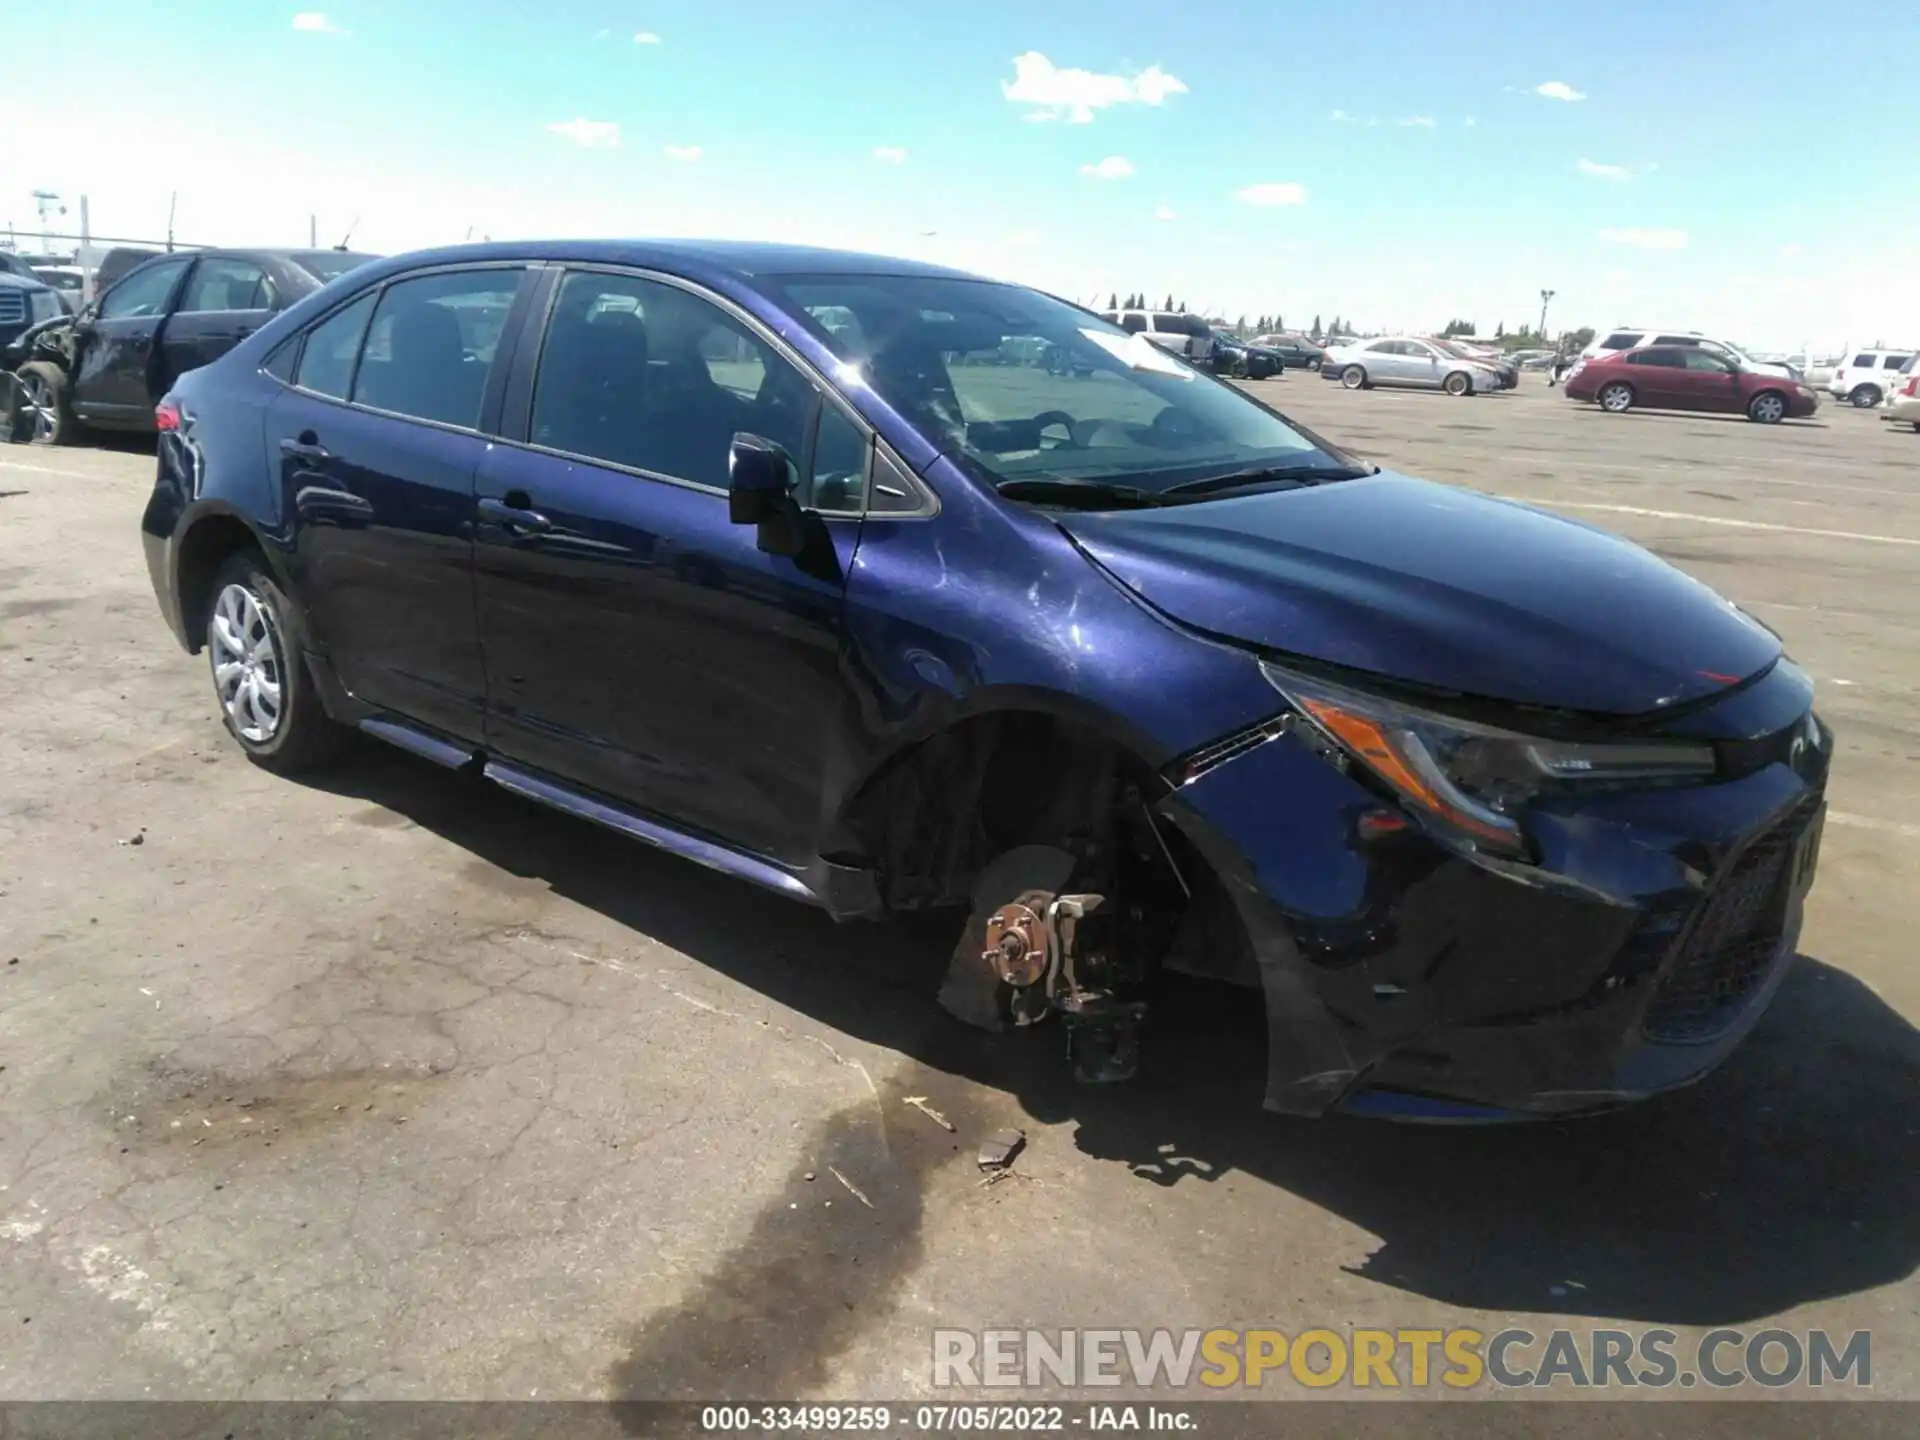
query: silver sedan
[{"left": 1321, "top": 336, "right": 1505, "bottom": 395}]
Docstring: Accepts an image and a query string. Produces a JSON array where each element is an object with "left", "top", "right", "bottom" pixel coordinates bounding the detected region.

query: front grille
[
  {"left": 1642, "top": 795, "right": 1818, "bottom": 1043},
  {"left": 0, "top": 290, "right": 25, "bottom": 324}
]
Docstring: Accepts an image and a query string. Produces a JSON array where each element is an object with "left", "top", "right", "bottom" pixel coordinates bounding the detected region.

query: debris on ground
[
  {"left": 977, "top": 1128, "right": 1026, "bottom": 1172},
  {"left": 903, "top": 1095, "right": 955, "bottom": 1132},
  {"left": 827, "top": 1165, "right": 873, "bottom": 1209}
]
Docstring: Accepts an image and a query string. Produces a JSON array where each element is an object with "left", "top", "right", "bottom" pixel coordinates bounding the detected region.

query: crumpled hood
[{"left": 1060, "top": 472, "right": 1780, "bottom": 715}]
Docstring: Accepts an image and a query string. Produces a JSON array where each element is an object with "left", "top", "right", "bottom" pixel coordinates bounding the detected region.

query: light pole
[{"left": 1538, "top": 288, "right": 1556, "bottom": 342}]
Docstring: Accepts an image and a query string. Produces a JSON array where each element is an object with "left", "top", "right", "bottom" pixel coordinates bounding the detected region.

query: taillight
[
  {"left": 1903, "top": 376, "right": 1920, "bottom": 397},
  {"left": 154, "top": 399, "right": 181, "bottom": 432}
]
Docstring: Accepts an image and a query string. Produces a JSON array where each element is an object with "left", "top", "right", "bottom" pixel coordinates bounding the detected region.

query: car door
[
  {"left": 1404, "top": 340, "right": 1446, "bottom": 387},
  {"left": 267, "top": 263, "right": 533, "bottom": 742},
  {"left": 1671, "top": 348, "right": 1743, "bottom": 411},
  {"left": 68, "top": 255, "right": 193, "bottom": 423},
  {"left": 1359, "top": 339, "right": 1405, "bottom": 383},
  {"left": 1624, "top": 348, "right": 1687, "bottom": 406},
  {"left": 159, "top": 255, "right": 278, "bottom": 382},
  {"left": 471, "top": 267, "right": 872, "bottom": 865}
]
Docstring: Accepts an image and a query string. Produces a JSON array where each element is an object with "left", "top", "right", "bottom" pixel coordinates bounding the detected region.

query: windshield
[{"left": 760, "top": 274, "right": 1343, "bottom": 494}]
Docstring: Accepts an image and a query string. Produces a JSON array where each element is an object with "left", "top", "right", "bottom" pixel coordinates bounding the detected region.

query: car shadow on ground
[{"left": 300, "top": 743, "right": 1919, "bottom": 1329}]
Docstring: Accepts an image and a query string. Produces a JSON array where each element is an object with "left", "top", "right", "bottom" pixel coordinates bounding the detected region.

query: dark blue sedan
[{"left": 140, "top": 240, "right": 1829, "bottom": 1120}]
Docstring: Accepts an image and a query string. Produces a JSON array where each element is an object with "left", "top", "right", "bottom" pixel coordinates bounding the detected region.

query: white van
[
  {"left": 1826, "top": 349, "right": 1916, "bottom": 408},
  {"left": 1100, "top": 309, "right": 1214, "bottom": 361}
]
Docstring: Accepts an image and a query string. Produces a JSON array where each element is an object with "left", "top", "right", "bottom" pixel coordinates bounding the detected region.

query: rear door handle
[
  {"left": 280, "top": 434, "right": 331, "bottom": 461},
  {"left": 479, "top": 496, "right": 553, "bottom": 535}
]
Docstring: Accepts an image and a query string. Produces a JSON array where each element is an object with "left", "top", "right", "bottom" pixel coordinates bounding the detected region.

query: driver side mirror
[{"left": 728, "top": 432, "right": 805, "bottom": 556}]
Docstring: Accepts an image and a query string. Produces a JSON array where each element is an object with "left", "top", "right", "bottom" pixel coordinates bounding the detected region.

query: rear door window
[
  {"left": 1118, "top": 313, "right": 1147, "bottom": 333},
  {"left": 178, "top": 258, "right": 275, "bottom": 313},
  {"left": 352, "top": 269, "right": 523, "bottom": 430},
  {"left": 294, "top": 291, "right": 376, "bottom": 399},
  {"left": 1883, "top": 354, "right": 1912, "bottom": 370},
  {"left": 1851, "top": 353, "right": 1875, "bottom": 367},
  {"left": 1629, "top": 349, "right": 1684, "bottom": 368}
]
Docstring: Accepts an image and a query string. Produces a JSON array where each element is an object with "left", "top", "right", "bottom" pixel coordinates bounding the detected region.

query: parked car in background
[
  {"left": 1098, "top": 308, "right": 1214, "bottom": 360},
  {"left": 1884, "top": 355, "right": 1920, "bottom": 432},
  {"left": 1825, "top": 349, "right": 1915, "bottom": 408},
  {"left": 1210, "top": 335, "right": 1284, "bottom": 379},
  {"left": 139, "top": 238, "right": 1828, "bottom": 1121},
  {"left": 12, "top": 247, "right": 378, "bottom": 444},
  {"left": 1320, "top": 335, "right": 1505, "bottom": 395},
  {"left": 1563, "top": 345, "right": 1819, "bottom": 423},
  {"left": 1583, "top": 328, "right": 1797, "bottom": 380},
  {"left": 1250, "top": 333, "right": 1325, "bottom": 370},
  {"left": 1432, "top": 338, "right": 1518, "bottom": 389},
  {"left": 0, "top": 272, "right": 66, "bottom": 353},
  {"left": 31, "top": 266, "right": 88, "bottom": 313}
]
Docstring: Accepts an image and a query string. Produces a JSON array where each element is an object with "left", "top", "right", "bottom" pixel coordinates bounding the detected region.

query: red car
[{"left": 1564, "top": 344, "right": 1820, "bottom": 423}]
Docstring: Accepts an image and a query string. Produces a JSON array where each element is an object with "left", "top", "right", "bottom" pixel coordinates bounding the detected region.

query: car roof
[{"left": 349, "top": 238, "right": 982, "bottom": 287}]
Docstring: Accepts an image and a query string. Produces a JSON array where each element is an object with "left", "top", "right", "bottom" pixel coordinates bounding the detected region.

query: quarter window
[
  {"left": 530, "top": 271, "right": 813, "bottom": 491},
  {"left": 1600, "top": 332, "right": 1641, "bottom": 350},
  {"left": 1883, "top": 354, "right": 1911, "bottom": 370},
  {"left": 97, "top": 258, "right": 191, "bottom": 320},
  {"left": 179, "top": 258, "right": 274, "bottom": 313},
  {"left": 293, "top": 291, "right": 376, "bottom": 400},
  {"left": 1118, "top": 313, "right": 1147, "bottom": 333},
  {"left": 1851, "top": 353, "right": 1875, "bottom": 367},
  {"left": 352, "top": 270, "right": 522, "bottom": 429}
]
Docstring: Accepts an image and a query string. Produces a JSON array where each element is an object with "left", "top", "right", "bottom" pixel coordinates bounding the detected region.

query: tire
[
  {"left": 1848, "top": 384, "right": 1882, "bottom": 409},
  {"left": 1341, "top": 364, "right": 1368, "bottom": 390},
  {"left": 1442, "top": 370, "right": 1473, "bottom": 397},
  {"left": 15, "top": 361, "right": 78, "bottom": 446},
  {"left": 204, "top": 551, "right": 349, "bottom": 773},
  {"left": 1597, "top": 381, "right": 1635, "bottom": 414},
  {"left": 1747, "top": 391, "right": 1788, "bottom": 424}
]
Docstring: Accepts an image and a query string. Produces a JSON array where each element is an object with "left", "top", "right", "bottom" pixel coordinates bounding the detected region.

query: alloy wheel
[
  {"left": 209, "top": 582, "right": 285, "bottom": 744},
  {"left": 21, "top": 374, "right": 58, "bottom": 443},
  {"left": 1599, "top": 383, "right": 1633, "bottom": 413},
  {"left": 1342, "top": 366, "right": 1365, "bottom": 389}
]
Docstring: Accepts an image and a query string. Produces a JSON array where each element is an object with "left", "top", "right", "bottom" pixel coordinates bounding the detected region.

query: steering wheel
[{"left": 1031, "top": 410, "right": 1083, "bottom": 449}]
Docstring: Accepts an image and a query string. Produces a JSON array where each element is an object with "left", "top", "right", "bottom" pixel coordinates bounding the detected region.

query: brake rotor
[{"left": 982, "top": 896, "right": 1053, "bottom": 988}]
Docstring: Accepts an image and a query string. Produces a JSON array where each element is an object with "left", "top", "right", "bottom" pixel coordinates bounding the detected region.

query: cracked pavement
[{"left": 1, "top": 386, "right": 1916, "bottom": 1415}]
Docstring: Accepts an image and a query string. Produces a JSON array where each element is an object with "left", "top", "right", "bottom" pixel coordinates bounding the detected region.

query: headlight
[{"left": 1262, "top": 662, "right": 1716, "bottom": 859}]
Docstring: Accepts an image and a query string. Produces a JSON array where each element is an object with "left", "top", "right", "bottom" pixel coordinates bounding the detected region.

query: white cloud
[
  {"left": 1577, "top": 158, "right": 1633, "bottom": 181},
  {"left": 1780, "top": 242, "right": 1803, "bottom": 257},
  {"left": 1001, "top": 51, "right": 1188, "bottom": 124},
  {"left": 633, "top": 31, "right": 661, "bottom": 45},
  {"left": 1399, "top": 115, "right": 1437, "bottom": 128},
  {"left": 1600, "top": 227, "right": 1688, "bottom": 250},
  {"left": 662, "top": 144, "right": 702, "bottom": 162},
  {"left": 1463, "top": 115, "right": 1479, "bottom": 127},
  {"left": 1154, "top": 205, "right": 1177, "bottom": 222},
  {"left": 546, "top": 118, "right": 621, "bottom": 150},
  {"left": 291, "top": 12, "right": 344, "bottom": 33},
  {"left": 872, "top": 146, "right": 908, "bottom": 164},
  {"left": 1535, "top": 81, "right": 1587, "bottom": 102},
  {"left": 1079, "top": 155, "right": 1135, "bottom": 180},
  {"left": 1236, "top": 182, "right": 1308, "bottom": 207}
]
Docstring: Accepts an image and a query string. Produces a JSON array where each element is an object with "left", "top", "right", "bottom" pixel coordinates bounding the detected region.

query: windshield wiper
[
  {"left": 1161, "top": 462, "right": 1375, "bottom": 501},
  {"left": 993, "top": 477, "right": 1167, "bottom": 509}
]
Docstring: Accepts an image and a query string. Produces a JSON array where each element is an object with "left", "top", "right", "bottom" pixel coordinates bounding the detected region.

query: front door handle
[{"left": 479, "top": 496, "right": 553, "bottom": 536}]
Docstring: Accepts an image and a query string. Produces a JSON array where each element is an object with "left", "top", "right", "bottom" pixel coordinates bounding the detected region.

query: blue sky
[{"left": 3, "top": 1, "right": 1916, "bottom": 348}]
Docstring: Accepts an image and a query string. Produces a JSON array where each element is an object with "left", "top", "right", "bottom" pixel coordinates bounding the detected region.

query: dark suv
[
  {"left": 141, "top": 241, "right": 1829, "bottom": 1120},
  {"left": 14, "top": 247, "right": 377, "bottom": 444}
]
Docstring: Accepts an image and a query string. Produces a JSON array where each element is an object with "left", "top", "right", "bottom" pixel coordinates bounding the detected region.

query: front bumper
[{"left": 1160, "top": 665, "right": 1830, "bottom": 1120}]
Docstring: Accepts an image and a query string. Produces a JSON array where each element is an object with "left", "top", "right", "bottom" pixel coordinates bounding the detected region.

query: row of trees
[{"left": 1110, "top": 293, "right": 1191, "bottom": 312}]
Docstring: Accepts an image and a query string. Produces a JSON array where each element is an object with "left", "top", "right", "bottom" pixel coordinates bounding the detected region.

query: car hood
[{"left": 1058, "top": 472, "right": 1781, "bottom": 715}]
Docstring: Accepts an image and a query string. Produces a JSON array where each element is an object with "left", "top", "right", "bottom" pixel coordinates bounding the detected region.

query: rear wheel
[
  {"left": 1848, "top": 384, "right": 1883, "bottom": 408},
  {"left": 1341, "top": 364, "right": 1367, "bottom": 390},
  {"left": 205, "top": 552, "right": 348, "bottom": 773},
  {"left": 1598, "top": 381, "right": 1635, "bottom": 414},
  {"left": 1747, "top": 391, "right": 1788, "bottom": 424},
  {"left": 16, "top": 362, "right": 77, "bottom": 445},
  {"left": 1442, "top": 370, "right": 1473, "bottom": 397}
]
